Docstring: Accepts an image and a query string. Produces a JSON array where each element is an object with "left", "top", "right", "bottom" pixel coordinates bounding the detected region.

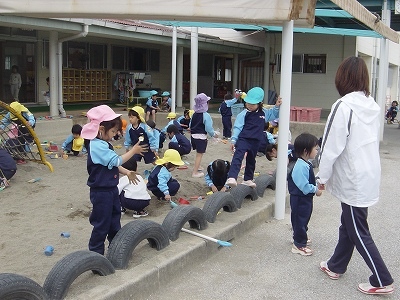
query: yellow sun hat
[
  {"left": 188, "top": 109, "right": 194, "bottom": 118},
  {"left": 9, "top": 101, "right": 29, "bottom": 120},
  {"left": 166, "top": 112, "right": 177, "bottom": 119},
  {"left": 130, "top": 106, "right": 145, "bottom": 123},
  {"left": 155, "top": 149, "right": 184, "bottom": 166}
]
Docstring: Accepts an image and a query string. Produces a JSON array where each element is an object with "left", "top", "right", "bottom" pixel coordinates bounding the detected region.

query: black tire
[
  {"left": 43, "top": 250, "right": 115, "bottom": 300},
  {"left": 162, "top": 205, "right": 208, "bottom": 241},
  {"left": 254, "top": 174, "right": 276, "bottom": 197},
  {"left": 0, "top": 273, "right": 48, "bottom": 300},
  {"left": 106, "top": 219, "right": 170, "bottom": 269},
  {"left": 202, "top": 192, "right": 237, "bottom": 223},
  {"left": 229, "top": 184, "right": 259, "bottom": 209}
]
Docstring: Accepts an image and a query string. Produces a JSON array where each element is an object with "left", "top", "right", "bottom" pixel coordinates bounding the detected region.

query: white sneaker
[
  {"left": 358, "top": 283, "right": 394, "bottom": 295},
  {"left": 241, "top": 180, "right": 256, "bottom": 188},
  {"left": 225, "top": 178, "right": 237, "bottom": 187}
]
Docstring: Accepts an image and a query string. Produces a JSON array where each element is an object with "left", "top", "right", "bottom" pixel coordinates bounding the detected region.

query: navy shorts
[
  {"left": 191, "top": 137, "right": 207, "bottom": 153},
  {"left": 133, "top": 151, "right": 156, "bottom": 164}
]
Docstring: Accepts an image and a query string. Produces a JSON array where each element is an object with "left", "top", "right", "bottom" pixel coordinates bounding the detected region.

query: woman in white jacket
[{"left": 317, "top": 56, "right": 394, "bottom": 295}]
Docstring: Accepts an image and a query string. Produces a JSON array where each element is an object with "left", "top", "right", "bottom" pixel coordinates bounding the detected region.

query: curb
[{"left": 71, "top": 195, "right": 277, "bottom": 300}]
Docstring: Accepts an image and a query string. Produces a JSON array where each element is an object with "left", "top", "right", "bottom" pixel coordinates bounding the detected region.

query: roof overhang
[{"left": 0, "top": 0, "right": 315, "bottom": 27}]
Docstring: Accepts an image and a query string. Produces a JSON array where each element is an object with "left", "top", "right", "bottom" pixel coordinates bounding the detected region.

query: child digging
[{"left": 147, "top": 149, "right": 184, "bottom": 201}]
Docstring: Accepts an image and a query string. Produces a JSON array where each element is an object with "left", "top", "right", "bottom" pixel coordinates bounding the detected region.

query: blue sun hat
[
  {"left": 161, "top": 91, "right": 170, "bottom": 97},
  {"left": 150, "top": 90, "right": 158, "bottom": 96},
  {"left": 244, "top": 87, "right": 264, "bottom": 104}
]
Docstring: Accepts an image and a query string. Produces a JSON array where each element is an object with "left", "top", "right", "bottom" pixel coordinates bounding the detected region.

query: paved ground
[{"left": 143, "top": 123, "right": 400, "bottom": 300}]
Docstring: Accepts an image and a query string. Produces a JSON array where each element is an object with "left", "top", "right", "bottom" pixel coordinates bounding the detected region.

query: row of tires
[{"left": 0, "top": 174, "right": 275, "bottom": 300}]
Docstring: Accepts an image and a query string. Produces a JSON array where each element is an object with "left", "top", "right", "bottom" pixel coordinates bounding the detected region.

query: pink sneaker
[
  {"left": 320, "top": 261, "right": 340, "bottom": 280},
  {"left": 291, "top": 244, "right": 313, "bottom": 256},
  {"left": 241, "top": 180, "right": 256, "bottom": 188},
  {"left": 358, "top": 283, "right": 394, "bottom": 295},
  {"left": 225, "top": 178, "right": 237, "bottom": 187}
]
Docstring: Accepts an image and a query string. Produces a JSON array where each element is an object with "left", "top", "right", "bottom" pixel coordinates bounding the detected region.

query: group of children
[{"left": 68, "top": 85, "right": 324, "bottom": 260}]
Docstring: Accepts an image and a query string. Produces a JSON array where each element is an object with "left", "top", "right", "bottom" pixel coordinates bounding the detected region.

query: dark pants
[
  {"left": 222, "top": 116, "right": 232, "bottom": 138},
  {"left": 119, "top": 191, "right": 150, "bottom": 211},
  {"left": 88, "top": 188, "right": 121, "bottom": 255},
  {"left": 1, "top": 168, "right": 16, "bottom": 180},
  {"left": 227, "top": 138, "right": 259, "bottom": 181},
  {"left": 149, "top": 178, "right": 180, "bottom": 198},
  {"left": 169, "top": 142, "right": 190, "bottom": 156},
  {"left": 290, "top": 195, "right": 313, "bottom": 248},
  {"left": 64, "top": 141, "right": 79, "bottom": 156},
  {"left": 327, "top": 203, "right": 393, "bottom": 287}
]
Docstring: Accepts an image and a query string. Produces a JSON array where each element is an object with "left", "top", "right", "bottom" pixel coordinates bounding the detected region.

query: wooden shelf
[{"left": 62, "top": 69, "right": 112, "bottom": 102}]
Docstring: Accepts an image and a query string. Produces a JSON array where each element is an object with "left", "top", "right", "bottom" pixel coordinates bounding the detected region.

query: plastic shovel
[{"left": 181, "top": 228, "right": 232, "bottom": 247}]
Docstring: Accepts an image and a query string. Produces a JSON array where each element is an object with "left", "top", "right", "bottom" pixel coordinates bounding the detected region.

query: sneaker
[
  {"left": 121, "top": 207, "right": 126, "bottom": 215},
  {"left": 291, "top": 244, "right": 313, "bottom": 256},
  {"left": 226, "top": 178, "right": 237, "bottom": 187},
  {"left": 16, "top": 159, "right": 27, "bottom": 165},
  {"left": 320, "top": 261, "right": 340, "bottom": 280},
  {"left": 192, "top": 172, "right": 204, "bottom": 178},
  {"left": 133, "top": 210, "right": 149, "bottom": 218},
  {"left": 358, "top": 283, "right": 394, "bottom": 295},
  {"left": 241, "top": 180, "right": 256, "bottom": 188}
]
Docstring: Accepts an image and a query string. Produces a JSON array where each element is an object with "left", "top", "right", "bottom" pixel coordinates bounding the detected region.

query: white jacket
[
  {"left": 317, "top": 91, "right": 381, "bottom": 207},
  {"left": 117, "top": 175, "right": 151, "bottom": 201}
]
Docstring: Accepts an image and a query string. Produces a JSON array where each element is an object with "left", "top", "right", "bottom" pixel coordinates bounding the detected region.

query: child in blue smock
[
  {"left": 147, "top": 149, "right": 184, "bottom": 201},
  {"left": 161, "top": 91, "right": 172, "bottom": 112},
  {"left": 161, "top": 112, "right": 183, "bottom": 134},
  {"left": 146, "top": 120, "right": 165, "bottom": 151},
  {"left": 205, "top": 159, "right": 230, "bottom": 192},
  {"left": 189, "top": 93, "right": 218, "bottom": 178},
  {"left": 219, "top": 93, "right": 238, "bottom": 139},
  {"left": 0, "top": 101, "right": 36, "bottom": 164},
  {"left": 177, "top": 109, "right": 192, "bottom": 133},
  {"left": 61, "top": 124, "right": 87, "bottom": 156},
  {"left": 80, "top": 105, "right": 147, "bottom": 255},
  {"left": 225, "top": 87, "right": 281, "bottom": 188},
  {"left": 288, "top": 133, "right": 322, "bottom": 256},
  {"left": 145, "top": 90, "right": 159, "bottom": 122},
  {"left": 124, "top": 106, "right": 158, "bottom": 164},
  {"left": 166, "top": 124, "right": 191, "bottom": 156}
]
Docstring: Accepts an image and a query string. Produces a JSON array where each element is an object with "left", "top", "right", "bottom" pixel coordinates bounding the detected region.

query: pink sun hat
[{"left": 81, "top": 105, "right": 122, "bottom": 140}]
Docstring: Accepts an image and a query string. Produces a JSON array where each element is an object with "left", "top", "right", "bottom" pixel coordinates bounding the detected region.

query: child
[
  {"left": 147, "top": 149, "right": 184, "bottom": 201},
  {"left": 257, "top": 123, "right": 277, "bottom": 156},
  {"left": 177, "top": 109, "right": 192, "bottom": 132},
  {"left": 189, "top": 93, "right": 218, "bottom": 178},
  {"left": 0, "top": 101, "right": 36, "bottom": 164},
  {"left": 161, "top": 112, "right": 183, "bottom": 134},
  {"left": 204, "top": 159, "right": 230, "bottom": 192},
  {"left": 266, "top": 143, "right": 297, "bottom": 177},
  {"left": 219, "top": 93, "right": 238, "bottom": 139},
  {"left": 161, "top": 91, "right": 172, "bottom": 112},
  {"left": 386, "top": 100, "right": 398, "bottom": 123},
  {"left": 145, "top": 90, "right": 159, "bottom": 122},
  {"left": 124, "top": 106, "right": 158, "bottom": 164},
  {"left": 225, "top": 87, "right": 281, "bottom": 188},
  {"left": 0, "top": 148, "right": 17, "bottom": 185},
  {"left": 118, "top": 157, "right": 151, "bottom": 218},
  {"left": 9, "top": 65, "right": 21, "bottom": 100},
  {"left": 166, "top": 124, "right": 191, "bottom": 156},
  {"left": 146, "top": 120, "right": 165, "bottom": 151},
  {"left": 80, "top": 104, "right": 147, "bottom": 255},
  {"left": 288, "top": 133, "right": 322, "bottom": 256},
  {"left": 61, "top": 124, "right": 86, "bottom": 156}
]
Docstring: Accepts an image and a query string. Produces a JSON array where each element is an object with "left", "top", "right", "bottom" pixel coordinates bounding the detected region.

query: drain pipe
[{"left": 57, "top": 24, "right": 89, "bottom": 117}]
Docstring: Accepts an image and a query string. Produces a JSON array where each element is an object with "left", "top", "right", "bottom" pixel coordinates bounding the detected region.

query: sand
[{"left": 0, "top": 123, "right": 276, "bottom": 295}]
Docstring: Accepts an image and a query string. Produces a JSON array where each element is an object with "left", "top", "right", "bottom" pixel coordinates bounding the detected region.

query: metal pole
[
  {"left": 176, "top": 46, "right": 184, "bottom": 108},
  {"left": 190, "top": 27, "right": 198, "bottom": 109},
  {"left": 171, "top": 26, "right": 177, "bottom": 113},
  {"left": 275, "top": 20, "right": 293, "bottom": 220},
  {"left": 49, "top": 31, "right": 59, "bottom": 117},
  {"left": 378, "top": 1, "right": 390, "bottom": 141}
]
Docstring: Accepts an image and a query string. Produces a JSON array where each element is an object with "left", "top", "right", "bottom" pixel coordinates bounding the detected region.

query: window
[
  {"left": 276, "top": 54, "right": 326, "bottom": 74},
  {"left": 112, "top": 46, "right": 125, "bottom": 70},
  {"left": 303, "top": 54, "right": 326, "bottom": 73},
  {"left": 89, "top": 44, "right": 107, "bottom": 69},
  {"left": 149, "top": 49, "right": 160, "bottom": 71}
]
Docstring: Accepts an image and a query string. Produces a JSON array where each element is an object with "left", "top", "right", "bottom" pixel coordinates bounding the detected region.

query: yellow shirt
[{"left": 72, "top": 137, "right": 84, "bottom": 152}]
